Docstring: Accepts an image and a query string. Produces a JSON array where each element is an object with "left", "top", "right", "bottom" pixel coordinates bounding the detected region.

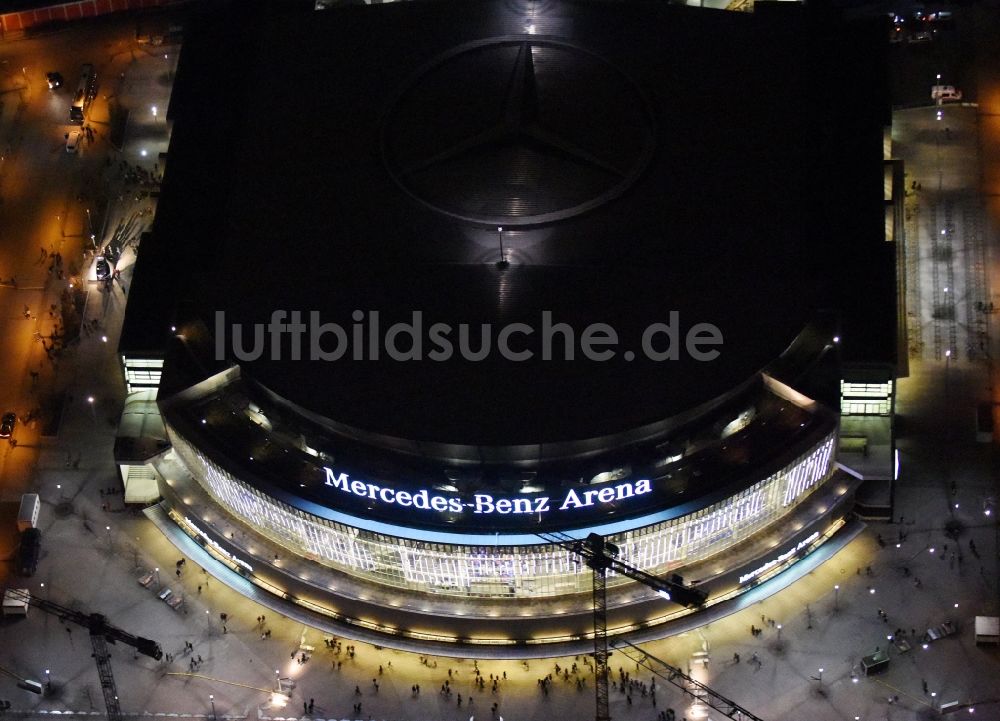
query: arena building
[{"left": 116, "top": 0, "right": 898, "bottom": 652}]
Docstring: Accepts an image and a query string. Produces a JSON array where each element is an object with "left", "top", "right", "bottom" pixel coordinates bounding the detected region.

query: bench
[
  {"left": 839, "top": 435, "right": 868, "bottom": 453},
  {"left": 923, "top": 620, "right": 957, "bottom": 643}
]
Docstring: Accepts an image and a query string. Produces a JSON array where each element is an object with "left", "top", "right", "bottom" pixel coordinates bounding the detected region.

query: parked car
[
  {"left": 102, "top": 243, "right": 121, "bottom": 266},
  {"left": 0, "top": 412, "right": 16, "bottom": 438},
  {"left": 96, "top": 256, "right": 112, "bottom": 281},
  {"left": 65, "top": 129, "right": 82, "bottom": 153},
  {"left": 919, "top": 9, "right": 952, "bottom": 22},
  {"left": 16, "top": 528, "right": 41, "bottom": 577}
]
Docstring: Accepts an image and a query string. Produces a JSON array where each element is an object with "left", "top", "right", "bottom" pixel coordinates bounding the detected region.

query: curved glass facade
[{"left": 168, "top": 424, "right": 836, "bottom": 599}]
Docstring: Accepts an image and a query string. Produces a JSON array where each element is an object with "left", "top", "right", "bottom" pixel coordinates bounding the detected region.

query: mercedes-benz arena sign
[{"left": 325, "top": 468, "right": 655, "bottom": 515}]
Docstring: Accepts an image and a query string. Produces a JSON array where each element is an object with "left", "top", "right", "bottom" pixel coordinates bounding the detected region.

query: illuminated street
[
  {"left": 0, "top": 4, "right": 999, "bottom": 721},
  {"left": 0, "top": 15, "right": 173, "bottom": 558}
]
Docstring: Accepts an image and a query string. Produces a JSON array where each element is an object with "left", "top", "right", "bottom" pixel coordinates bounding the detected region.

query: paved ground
[{"left": 1, "top": 8, "right": 1000, "bottom": 721}]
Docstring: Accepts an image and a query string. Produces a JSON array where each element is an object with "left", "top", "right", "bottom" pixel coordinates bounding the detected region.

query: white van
[
  {"left": 2, "top": 588, "right": 29, "bottom": 616},
  {"left": 65, "top": 129, "right": 82, "bottom": 153},
  {"left": 17, "top": 493, "right": 39, "bottom": 531},
  {"left": 931, "top": 85, "right": 962, "bottom": 102}
]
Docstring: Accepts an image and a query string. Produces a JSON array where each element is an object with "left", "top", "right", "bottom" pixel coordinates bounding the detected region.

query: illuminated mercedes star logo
[{"left": 381, "top": 37, "right": 656, "bottom": 227}]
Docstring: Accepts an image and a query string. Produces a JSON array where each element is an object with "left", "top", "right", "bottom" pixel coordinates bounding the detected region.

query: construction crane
[
  {"left": 5, "top": 589, "right": 162, "bottom": 721},
  {"left": 538, "top": 531, "right": 765, "bottom": 721},
  {"left": 614, "top": 639, "right": 765, "bottom": 721}
]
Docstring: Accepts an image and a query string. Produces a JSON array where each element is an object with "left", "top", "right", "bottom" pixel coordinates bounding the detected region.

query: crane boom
[
  {"left": 4, "top": 589, "right": 162, "bottom": 721},
  {"left": 6, "top": 589, "right": 162, "bottom": 660},
  {"left": 614, "top": 639, "right": 766, "bottom": 721},
  {"left": 539, "top": 532, "right": 708, "bottom": 607}
]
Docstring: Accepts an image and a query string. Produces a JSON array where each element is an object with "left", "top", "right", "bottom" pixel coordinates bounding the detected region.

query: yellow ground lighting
[
  {"left": 164, "top": 671, "right": 277, "bottom": 696},
  {"left": 688, "top": 702, "right": 711, "bottom": 719}
]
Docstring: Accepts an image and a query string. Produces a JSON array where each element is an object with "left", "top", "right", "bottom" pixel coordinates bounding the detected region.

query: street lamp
[
  {"left": 945, "top": 349, "right": 953, "bottom": 511},
  {"left": 209, "top": 694, "right": 216, "bottom": 721},
  {"left": 776, "top": 624, "right": 782, "bottom": 642},
  {"left": 205, "top": 609, "right": 211, "bottom": 635},
  {"left": 87, "top": 396, "right": 96, "bottom": 420},
  {"left": 104, "top": 525, "right": 112, "bottom": 551},
  {"left": 834, "top": 585, "right": 840, "bottom": 612},
  {"left": 497, "top": 226, "right": 505, "bottom": 265},
  {"left": 85, "top": 208, "right": 96, "bottom": 249}
]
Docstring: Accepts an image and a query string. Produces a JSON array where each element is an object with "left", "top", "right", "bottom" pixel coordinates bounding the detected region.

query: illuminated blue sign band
[{"left": 738, "top": 531, "right": 819, "bottom": 585}]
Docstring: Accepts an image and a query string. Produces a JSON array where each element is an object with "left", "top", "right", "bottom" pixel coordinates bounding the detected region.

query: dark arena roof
[{"left": 125, "top": 0, "right": 893, "bottom": 448}]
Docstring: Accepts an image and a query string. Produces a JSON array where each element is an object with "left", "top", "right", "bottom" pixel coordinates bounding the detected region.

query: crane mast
[
  {"left": 587, "top": 542, "right": 612, "bottom": 721},
  {"left": 89, "top": 617, "right": 124, "bottom": 721},
  {"left": 538, "top": 531, "right": 720, "bottom": 721}
]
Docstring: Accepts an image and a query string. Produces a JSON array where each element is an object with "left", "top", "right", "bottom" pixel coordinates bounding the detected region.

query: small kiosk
[
  {"left": 861, "top": 649, "right": 890, "bottom": 675},
  {"left": 975, "top": 616, "right": 1000, "bottom": 645}
]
